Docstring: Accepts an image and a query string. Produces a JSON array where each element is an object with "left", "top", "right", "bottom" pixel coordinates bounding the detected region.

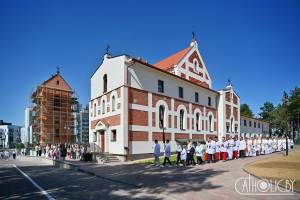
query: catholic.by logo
[{"left": 235, "top": 174, "right": 295, "bottom": 195}]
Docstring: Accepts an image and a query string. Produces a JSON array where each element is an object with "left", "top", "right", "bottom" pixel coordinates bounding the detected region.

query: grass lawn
[{"left": 244, "top": 149, "right": 300, "bottom": 191}]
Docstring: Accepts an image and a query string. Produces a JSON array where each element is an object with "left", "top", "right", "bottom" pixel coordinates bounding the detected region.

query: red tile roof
[{"left": 154, "top": 46, "right": 192, "bottom": 70}]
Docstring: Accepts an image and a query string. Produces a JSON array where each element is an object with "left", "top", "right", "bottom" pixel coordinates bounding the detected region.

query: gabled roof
[
  {"left": 42, "top": 73, "right": 72, "bottom": 92},
  {"left": 154, "top": 46, "right": 192, "bottom": 70},
  {"left": 133, "top": 58, "right": 219, "bottom": 95}
]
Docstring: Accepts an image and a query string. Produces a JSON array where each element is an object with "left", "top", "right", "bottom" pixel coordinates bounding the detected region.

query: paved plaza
[{"left": 0, "top": 152, "right": 299, "bottom": 200}]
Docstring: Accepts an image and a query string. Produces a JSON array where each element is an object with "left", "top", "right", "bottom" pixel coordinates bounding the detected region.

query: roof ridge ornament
[
  {"left": 104, "top": 44, "right": 112, "bottom": 59},
  {"left": 105, "top": 44, "right": 110, "bottom": 55},
  {"left": 56, "top": 66, "right": 60, "bottom": 74},
  {"left": 226, "top": 78, "right": 233, "bottom": 89},
  {"left": 190, "top": 32, "right": 198, "bottom": 48}
]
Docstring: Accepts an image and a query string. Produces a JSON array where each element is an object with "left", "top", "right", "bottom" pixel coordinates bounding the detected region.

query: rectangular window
[
  {"left": 249, "top": 121, "right": 252, "bottom": 127},
  {"left": 158, "top": 80, "right": 164, "bottom": 93},
  {"left": 254, "top": 122, "right": 256, "bottom": 128},
  {"left": 258, "top": 123, "right": 260, "bottom": 128},
  {"left": 195, "top": 92, "right": 199, "bottom": 103},
  {"left": 208, "top": 97, "right": 212, "bottom": 106},
  {"left": 244, "top": 120, "right": 247, "bottom": 126},
  {"left": 178, "top": 87, "right": 184, "bottom": 98},
  {"left": 111, "top": 130, "right": 117, "bottom": 142}
]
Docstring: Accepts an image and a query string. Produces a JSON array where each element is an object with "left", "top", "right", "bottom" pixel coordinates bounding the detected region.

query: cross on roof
[
  {"left": 105, "top": 45, "right": 110, "bottom": 54},
  {"left": 192, "top": 31, "right": 196, "bottom": 40},
  {"left": 228, "top": 78, "right": 232, "bottom": 86}
]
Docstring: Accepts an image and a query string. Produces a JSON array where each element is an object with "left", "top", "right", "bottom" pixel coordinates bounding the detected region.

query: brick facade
[
  {"left": 129, "top": 110, "right": 148, "bottom": 126},
  {"left": 129, "top": 131, "right": 148, "bottom": 141}
]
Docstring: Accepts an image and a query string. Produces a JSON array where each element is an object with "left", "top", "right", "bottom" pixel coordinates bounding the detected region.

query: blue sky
[{"left": 0, "top": 0, "right": 299, "bottom": 125}]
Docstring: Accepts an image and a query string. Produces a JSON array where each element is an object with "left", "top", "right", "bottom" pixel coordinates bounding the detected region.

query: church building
[{"left": 89, "top": 39, "right": 240, "bottom": 160}]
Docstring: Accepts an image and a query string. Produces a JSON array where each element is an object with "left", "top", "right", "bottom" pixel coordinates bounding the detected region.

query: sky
[{"left": 0, "top": 0, "right": 299, "bottom": 126}]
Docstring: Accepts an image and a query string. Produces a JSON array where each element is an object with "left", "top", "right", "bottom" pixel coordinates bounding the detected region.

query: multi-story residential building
[
  {"left": 0, "top": 122, "right": 21, "bottom": 148},
  {"left": 80, "top": 106, "right": 89, "bottom": 144},
  {"left": 89, "top": 39, "right": 240, "bottom": 160},
  {"left": 240, "top": 115, "right": 270, "bottom": 137},
  {"left": 23, "top": 107, "right": 34, "bottom": 144},
  {"left": 73, "top": 104, "right": 89, "bottom": 144},
  {"left": 20, "top": 127, "right": 26, "bottom": 144},
  {"left": 31, "top": 69, "right": 76, "bottom": 145}
]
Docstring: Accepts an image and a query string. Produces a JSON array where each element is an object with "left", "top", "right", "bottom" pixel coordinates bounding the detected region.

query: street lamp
[
  {"left": 159, "top": 106, "right": 166, "bottom": 147},
  {"left": 285, "top": 101, "right": 291, "bottom": 156}
]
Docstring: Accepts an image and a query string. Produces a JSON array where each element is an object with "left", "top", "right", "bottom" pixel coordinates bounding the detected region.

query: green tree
[
  {"left": 287, "top": 87, "right": 300, "bottom": 140},
  {"left": 240, "top": 104, "right": 254, "bottom": 117},
  {"left": 259, "top": 102, "right": 276, "bottom": 137},
  {"left": 273, "top": 91, "right": 291, "bottom": 137}
]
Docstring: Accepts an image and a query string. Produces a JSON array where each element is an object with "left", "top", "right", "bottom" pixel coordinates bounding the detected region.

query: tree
[
  {"left": 240, "top": 104, "right": 254, "bottom": 117},
  {"left": 287, "top": 87, "right": 300, "bottom": 140},
  {"left": 259, "top": 102, "right": 275, "bottom": 137}
]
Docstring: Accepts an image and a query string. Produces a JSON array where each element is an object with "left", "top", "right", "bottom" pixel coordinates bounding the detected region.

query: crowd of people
[
  {"left": 34, "top": 143, "right": 93, "bottom": 161},
  {"left": 153, "top": 135, "right": 295, "bottom": 167},
  {"left": 0, "top": 150, "right": 17, "bottom": 160}
]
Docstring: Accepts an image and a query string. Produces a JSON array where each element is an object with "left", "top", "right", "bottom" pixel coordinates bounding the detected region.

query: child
[{"left": 180, "top": 145, "right": 187, "bottom": 166}]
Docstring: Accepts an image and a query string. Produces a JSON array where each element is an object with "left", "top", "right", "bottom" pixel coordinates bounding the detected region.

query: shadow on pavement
[{"left": 0, "top": 162, "right": 227, "bottom": 200}]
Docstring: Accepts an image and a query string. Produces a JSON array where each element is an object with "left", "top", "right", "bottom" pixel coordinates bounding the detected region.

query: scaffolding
[{"left": 31, "top": 85, "right": 77, "bottom": 146}]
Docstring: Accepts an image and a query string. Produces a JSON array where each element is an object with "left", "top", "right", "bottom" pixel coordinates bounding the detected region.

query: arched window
[
  {"left": 159, "top": 105, "right": 165, "bottom": 129},
  {"left": 103, "top": 74, "right": 107, "bottom": 93},
  {"left": 193, "top": 60, "right": 199, "bottom": 71},
  {"left": 209, "top": 115, "right": 213, "bottom": 132},
  {"left": 111, "top": 96, "right": 116, "bottom": 112},
  {"left": 93, "top": 103, "right": 96, "bottom": 117},
  {"left": 102, "top": 100, "right": 106, "bottom": 114},
  {"left": 180, "top": 109, "right": 185, "bottom": 130},
  {"left": 196, "top": 113, "right": 200, "bottom": 131}
]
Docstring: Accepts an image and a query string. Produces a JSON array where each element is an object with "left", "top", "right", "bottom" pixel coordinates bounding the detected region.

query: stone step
[{"left": 97, "top": 154, "right": 120, "bottom": 163}]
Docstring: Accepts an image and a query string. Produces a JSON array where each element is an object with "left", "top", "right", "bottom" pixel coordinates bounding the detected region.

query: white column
[
  {"left": 189, "top": 103, "right": 192, "bottom": 139},
  {"left": 148, "top": 93, "right": 153, "bottom": 142},
  {"left": 171, "top": 98, "right": 175, "bottom": 141}
]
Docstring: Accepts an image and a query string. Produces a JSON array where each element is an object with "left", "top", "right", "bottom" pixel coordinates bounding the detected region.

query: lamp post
[
  {"left": 285, "top": 101, "right": 291, "bottom": 156},
  {"left": 159, "top": 106, "right": 166, "bottom": 148}
]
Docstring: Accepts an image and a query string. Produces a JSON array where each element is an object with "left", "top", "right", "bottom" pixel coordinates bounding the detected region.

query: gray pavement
[{"left": 0, "top": 153, "right": 299, "bottom": 200}]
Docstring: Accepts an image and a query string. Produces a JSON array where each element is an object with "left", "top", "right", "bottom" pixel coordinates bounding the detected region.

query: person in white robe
[
  {"left": 256, "top": 137, "right": 261, "bottom": 156},
  {"left": 253, "top": 136, "right": 257, "bottom": 156},
  {"left": 195, "top": 142, "right": 204, "bottom": 164},
  {"left": 227, "top": 136, "right": 234, "bottom": 160},
  {"left": 207, "top": 137, "right": 216, "bottom": 163},
  {"left": 180, "top": 146, "right": 187, "bottom": 166},
  {"left": 246, "top": 137, "right": 252, "bottom": 157},
  {"left": 272, "top": 138, "right": 277, "bottom": 152},
  {"left": 214, "top": 136, "right": 221, "bottom": 162},
  {"left": 239, "top": 137, "right": 246, "bottom": 158},
  {"left": 233, "top": 136, "right": 239, "bottom": 159},
  {"left": 220, "top": 137, "right": 228, "bottom": 161},
  {"left": 261, "top": 137, "right": 267, "bottom": 154}
]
